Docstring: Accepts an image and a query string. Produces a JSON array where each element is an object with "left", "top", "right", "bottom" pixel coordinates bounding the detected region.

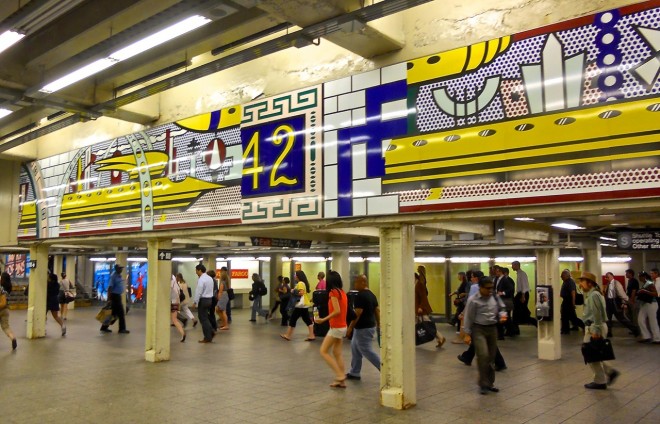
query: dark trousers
[
  {"left": 198, "top": 298, "right": 214, "bottom": 341},
  {"left": 560, "top": 299, "right": 584, "bottom": 333},
  {"left": 514, "top": 292, "right": 538, "bottom": 327},
  {"left": 605, "top": 298, "right": 637, "bottom": 335},
  {"left": 209, "top": 298, "right": 218, "bottom": 331},
  {"left": 460, "top": 342, "right": 506, "bottom": 368},
  {"left": 473, "top": 324, "right": 498, "bottom": 389},
  {"left": 453, "top": 302, "right": 465, "bottom": 329},
  {"left": 269, "top": 300, "right": 281, "bottom": 316},
  {"left": 102, "top": 293, "right": 126, "bottom": 331},
  {"left": 226, "top": 301, "right": 232, "bottom": 323},
  {"left": 288, "top": 307, "right": 312, "bottom": 328},
  {"left": 497, "top": 298, "right": 515, "bottom": 338},
  {"left": 279, "top": 301, "right": 289, "bottom": 326}
]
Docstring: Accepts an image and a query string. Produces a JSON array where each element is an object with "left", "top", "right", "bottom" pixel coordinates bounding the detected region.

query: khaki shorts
[
  {"left": 327, "top": 327, "right": 347, "bottom": 339},
  {"left": 0, "top": 308, "right": 9, "bottom": 331}
]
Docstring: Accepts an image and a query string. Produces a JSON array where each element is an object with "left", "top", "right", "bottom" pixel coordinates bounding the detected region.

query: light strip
[
  {"left": 171, "top": 257, "right": 202, "bottom": 262},
  {"left": 558, "top": 256, "right": 584, "bottom": 262},
  {"left": 349, "top": 257, "right": 364, "bottom": 263},
  {"left": 39, "top": 15, "right": 211, "bottom": 94},
  {"left": 415, "top": 257, "right": 447, "bottom": 263},
  {"left": 0, "top": 108, "right": 13, "bottom": 119},
  {"left": 126, "top": 257, "right": 148, "bottom": 262},
  {"left": 601, "top": 256, "right": 632, "bottom": 263},
  {"left": 450, "top": 257, "right": 490, "bottom": 263},
  {"left": 551, "top": 223, "right": 585, "bottom": 230},
  {"left": 293, "top": 257, "right": 328, "bottom": 262},
  {"left": 0, "top": 30, "right": 25, "bottom": 55}
]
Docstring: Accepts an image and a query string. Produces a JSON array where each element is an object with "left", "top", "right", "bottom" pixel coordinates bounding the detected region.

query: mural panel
[{"left": 16, "top": 3, "right": 660, "bottom": 240}]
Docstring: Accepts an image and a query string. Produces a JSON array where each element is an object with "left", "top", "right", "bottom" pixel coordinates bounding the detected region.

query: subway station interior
[{"left": 0, "top": 1, "right": 659, "bottom": 423}]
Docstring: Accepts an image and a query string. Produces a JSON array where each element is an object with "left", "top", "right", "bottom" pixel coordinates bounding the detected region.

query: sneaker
[
  {"left": 457, "top": 355, "right": 471, "bottom": 366},
  {"left": 62, "top": 325, "right": 67, "bottom": 336},
  {"left": 118, "top": 329, "right": 130, "bottom": 334},
  {"left": 345, "top": 373, "right": 361, "bottom": 380},
  {"left": 100, "top": 327, "right": 112, "bottom": 333},
  {"left": 584, "top": 382, "right": 607, "bottom": 390},
  {"left": 12, "top": 338, "right": 17, "bottom": 350}
]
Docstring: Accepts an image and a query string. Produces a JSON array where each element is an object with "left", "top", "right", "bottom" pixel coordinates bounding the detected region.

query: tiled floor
[{"left": 2, "top": 306, "right": 658, "bottom": 424}]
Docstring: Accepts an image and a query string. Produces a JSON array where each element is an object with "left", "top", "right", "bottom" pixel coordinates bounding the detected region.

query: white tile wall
[
  {"left": 323, "top": 131, "right": 338, "bottom": 165},
  {"left": 324, "top": 200, "right": 338, "bottom": 218},
  {"left": 338, "top": 91, "right": 366, "bottom": 111},
  {"left": 324, "top": 165, "right": 338, "bottom": 200},
  {"left": 352, "top": 198, "right": 367, "bottom": 216},
  {"left": 367, "top": 195, "right": 399, "bottom": 215},
  {"left": 352, "top": 69, "right": 381, "bottom": 90},
  {"left": 324, "top": 77, "right": 352, "bottom": 97},
  {"left": 353, "top": 178, "right": 381, "bottom": 197},
  {"left": 381, "top": 99, "right": 409, "bottom": 121},
  {"left": 324, "top": 110, "right": 352, "bottom": 131},
  {"left": 381, "top": 62, "right": 407, "bottom": 84},
  {"left": 324, "top": 97, "right": 338, "bottom": 114},
  {"left": 351, "top": 144, "right": 367, "bottom": 179},
  {"left": 352, "top": 108, "right": 366, "bottom": 126}
]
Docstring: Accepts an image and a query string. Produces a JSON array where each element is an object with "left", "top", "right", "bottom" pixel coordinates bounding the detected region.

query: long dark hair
[
  {"left": 295, "top": 270, "right": 310, "bottom": 293},
  {"left": 326, "top": 270, "right": 343, "bottom": 293},
  {"left": 1, "top": 272, "right": 11, "bottom": 293}
]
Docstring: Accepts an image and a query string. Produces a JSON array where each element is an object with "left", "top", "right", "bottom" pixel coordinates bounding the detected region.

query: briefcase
[{"left": 581, "top": 338, "right": 615, "bottom": 363}]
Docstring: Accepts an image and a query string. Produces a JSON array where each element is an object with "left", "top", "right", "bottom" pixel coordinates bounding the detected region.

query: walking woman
[
  {"left": 314, "top": 271, "right": 348, "bottom": 388},
  {"left": 58, "top": 272, "right": 74, "bottom": 321},
  {"left": 47, "top": 273, "right": 66, "bottom": 336},
  {"left": 1, "top": 272, "right": 17, "bottom": 350},
  {"left": 636, "top": 271, "right": 660, "bottom": 343},
  {"left": 267, "top": 276, "right": 284, "bottom": 320},
  {"left": 280, "top": 270, "right": 315, "bottom": 341},
  {"left": 578, "top": 271, "right": 620, "bottom": 390},
  {"left": 170, "top": 275, "right": 186, "bottom": 342},
  {"left": 216, "top": 270, "right": 230, "bottom": 330},
  {"left": 176, "top": 273, "right": 197, "bottom": 327},
  {"left": 415, "top": 272, "right": 445, "bottom": 347}
]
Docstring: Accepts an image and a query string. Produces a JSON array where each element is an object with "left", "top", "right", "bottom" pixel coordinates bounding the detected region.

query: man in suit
[{"left": 495, "top": 267, "right": 515, "bottom": 339}]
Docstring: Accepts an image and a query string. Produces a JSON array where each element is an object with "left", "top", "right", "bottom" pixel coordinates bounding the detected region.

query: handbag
[
  {"left": 581, "top": 337, "right": 615, "bottom": 364},
  {"left": 415, "top": 317, "right": 437, "bottom": 346},
  {"left": 65, "top": 291, "right": 76, "bottom": 303},
  {"left": 0, "top": 292, "right": 7, "bottom": 310},
  {"left": 575, "top": 293, "right": 584, "bottom": 306},
  {"left": 227, "top": 288, "right": 235, "bottom": 300},
  {"left": 248, "top": 291, "right": 255, "bottom": 301},
  {"left": 295, "top": 293, "right": 307, "bottom": 308}
]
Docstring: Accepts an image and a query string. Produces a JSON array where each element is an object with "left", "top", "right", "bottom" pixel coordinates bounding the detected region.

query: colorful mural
[{"left": 17, "top": 3, "right": 660, "bottom": 240}]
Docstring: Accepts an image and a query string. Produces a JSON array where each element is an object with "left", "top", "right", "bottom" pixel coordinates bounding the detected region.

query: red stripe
[{"left": 399, "top": 188, "right": 660, "bottom": 213}]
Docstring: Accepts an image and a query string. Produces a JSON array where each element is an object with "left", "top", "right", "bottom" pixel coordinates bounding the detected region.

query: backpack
[
  {"left": 0, "top": 291, "right": 7, "bottom": 310},
  {"left": 179, "top": 287, "right": 185, "bottom": 302},
  {"left": 259, "top": 282, "right": 268, "bottom": 296}
]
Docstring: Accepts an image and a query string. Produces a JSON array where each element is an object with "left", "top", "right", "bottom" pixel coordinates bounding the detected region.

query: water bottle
[{"left": 313, "top": 306, "right": 319, "bottom": 320}]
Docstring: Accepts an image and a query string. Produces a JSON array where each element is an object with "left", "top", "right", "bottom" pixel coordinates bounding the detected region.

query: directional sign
[
  {"left": 29, "top": 260, "right": 37, "bottom": 269},
  {"left": 250, "top": 237, "right": 312, "bottom": 249},
  {"left": 617, "top": 231, "right": 660, "bottom": 250},
  {"left": 158, "top": 250, "right": 172, "bottom": 261}
]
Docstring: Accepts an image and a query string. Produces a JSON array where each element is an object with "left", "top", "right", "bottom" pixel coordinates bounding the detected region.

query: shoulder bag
[{"left": 581, "top": 337, "right": 615, "bottom": 363}]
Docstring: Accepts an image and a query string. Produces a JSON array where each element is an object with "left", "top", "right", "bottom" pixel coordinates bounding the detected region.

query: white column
[
  {"left": 66, "top": 256, "right": 77, "bottom": 309},
  {"left": 53, "top": 255, "right": 64, "bottom": 275},
  {"left": 379, "top": 225, "right": 416, "bottom": 410},
  {"left": 583, "top": 241, "right": 602, "bottom": 281},
  {"left": 26, "top": 244, "right": 49, "bottom": 339},
  {"left": 145, "top": 239, "right": 172, "bottom": 362},
  {"left": 269, "top": 254, "right": 283, "bottom": 308},
  {"left": 331, "top": 250, "right": 350, "bottom": 285},
  {"left": 204, "top": 254, "right": 217, "bottom": 273},
  {"left": 535, "top": 248, "right": 561, "bottom": 360}
]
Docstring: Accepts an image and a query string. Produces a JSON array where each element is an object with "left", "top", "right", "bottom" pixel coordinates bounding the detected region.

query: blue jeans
[
  {"left": 348, "top": 327, "right": 381, "bottom": 376},
  {"left": 251, "top": 295, "right": 267, "bottom": 320}
]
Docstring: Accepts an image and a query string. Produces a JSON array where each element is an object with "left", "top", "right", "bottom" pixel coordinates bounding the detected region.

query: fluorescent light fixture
[
  {"left": 0, "top": 108, "right": 13, "bottom": 119},
  {"left": 558, "top": 256, "right": 584, "bottom": 262},
  {"left": 494, "top": 257, "right": 537, "bottom": 263},
  {"left": 514, "top": 217, "right": 535, "bottom": 222},
  {"left": 601, "top": 256, "right": 631, "bottom": 263},
  {"left": 171, "top": 257, "right": 202, "bottom": 262},
  {"left": 256, "top": 257, "right": 271, "bottom": 262},
  {"left": 450, "top": 257, "right": 490, "bottom": 263},
  {"left": 0, "top": 30, "right": 25, "bottom": 55},
  {"left": 109, "top": 15, "right": 211, "bottom": 61},
  {"left": 89, "top": 257, "right": 117, "bottom": 262},
  {"left": 39, "top": 15, "right": 211, "bottom": 94},
  {"left": 228, "top": 257, "right": 259, "bottom": 262},
  {"left": 415, "top": 257, "right": 447, "bottom": 263},
  {"left": 366, "top": 257, "right": 380, "bottom": 262},
  {"left": 599, "top": 236, "right": 617, "bottom": 241},
  {"left": 293, "top": 257, "right": 327, "bottom": 262},
  {"left": 349, "top": 257, "right": 365, "bottom": 263},
  {"left": 551, "top": 220, "right": 585, "bottom": 230},
  {"left": 126, "top": 257, "right": 148, "bottom": 262}
]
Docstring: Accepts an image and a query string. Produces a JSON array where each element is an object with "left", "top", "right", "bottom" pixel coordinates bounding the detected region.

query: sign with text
[
  {"left": 29, "top": 260, "right": 37, "bottom": 269},
  {"left": 158, "top": 250, "right": 172, "bottom": 260},
  {"left": 617, "top": 231, "right": 660, "bottom": 250},
  {"left": 231, "top": 269, "right": 249, "bottom": 279},
  {"left": 250, "top": 237, "right": 311, "bottom": 249}
]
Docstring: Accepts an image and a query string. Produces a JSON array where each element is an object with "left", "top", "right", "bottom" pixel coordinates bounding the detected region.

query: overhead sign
[
  {"left": 250, "top": 237, "right": 312, "bottom": 249},
  {"left": 29, "top": 260, "right": 37, "bottom": 269},
  {"left": 617, "top": 231, "right": 660, "bottom": 250},
  {"left": 231, "top": 269, "right": 249, "bottom": 279},
  {"left": 158, "top": 250, "right": 172, "bottom": 260}
]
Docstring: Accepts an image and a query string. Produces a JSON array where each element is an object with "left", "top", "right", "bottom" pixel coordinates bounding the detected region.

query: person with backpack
[
  {"left": 0, "top": 272, "right": 17, "bottom": 350},
  {"left": 249, "top": 273, "right": 268, "bottom": 322},
  {"left": 176, "top": 273, "right": 197, "bottom": 327},
  {"left": 170, "top": 275, "right": 186, "bottom": 342}
]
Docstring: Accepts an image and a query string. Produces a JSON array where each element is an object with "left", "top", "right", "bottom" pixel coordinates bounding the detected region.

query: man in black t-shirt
[
  {"left": 346, "top": 275, "right": 380, "bottom": 380},
  {"left": 560, "top": 270, "right": 584, "bottom": 334},
  {"left": 625, "top": 269, "right": 639, "bottom": 327}
]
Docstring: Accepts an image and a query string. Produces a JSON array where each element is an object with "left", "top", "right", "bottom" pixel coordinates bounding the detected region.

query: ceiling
[{"left": 0, "top": 0, "right": 658, "bottom": 258}]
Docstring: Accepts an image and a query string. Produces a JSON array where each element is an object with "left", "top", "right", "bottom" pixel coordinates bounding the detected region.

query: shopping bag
[
  {"left": 95, "top": 308, "right": 112, "bottom": 323},
  {"left": 415, "top": 320, "right": 437, "bottom": 346}
]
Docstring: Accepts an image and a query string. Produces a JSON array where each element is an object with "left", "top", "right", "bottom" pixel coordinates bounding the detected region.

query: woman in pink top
[{"left": 314, "top": 271, "right": 348, "bottom": 388}]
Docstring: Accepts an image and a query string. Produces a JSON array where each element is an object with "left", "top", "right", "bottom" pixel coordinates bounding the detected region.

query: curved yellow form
[
  {"left": 407, "top": 36, "right": 511, "bottom": 85},
  {"left": 176, "top": 105, "right": 242, "bottom": 132}
]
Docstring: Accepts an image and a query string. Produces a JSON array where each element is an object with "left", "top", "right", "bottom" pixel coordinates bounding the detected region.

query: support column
[
  {"left": 115, "top": 252, "right": 128, "bottom": 311},
  {"left": 204, "top": 254, "right": 217, "bottom": 273},
  {"left": 269, "top": 254, "right": 283, "bottom": 306},
  {"left": 26, "top": 244, "right": 49, "bottom": 339},
  {"left": 331, "top": 251, "right": 350, "bottom": 285},
  {"left": 535, "top": 248, "right": 561, "bottom": 360},
  {"left": 379, "top": 225, "right": 416, "bottom": 410},
  {"left": 66, "top": 256, "right": 77, "bottom": 309},
  {"left": 53, "top": 255, "right": 64, "bottom": 275},
  {"left": 145, "top": 239, "right": 172, "bottom": 362},
  {"left": 583, "top": 241, "right": 602, "bottom": 280}
]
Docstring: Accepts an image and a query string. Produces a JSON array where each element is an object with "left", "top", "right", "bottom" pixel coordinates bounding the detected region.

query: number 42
[{"left": 242, "top": 124, "right": 298, "bottom": 190}]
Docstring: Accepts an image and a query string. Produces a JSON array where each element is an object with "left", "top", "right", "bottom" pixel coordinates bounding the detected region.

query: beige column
[
  {"left": 331, "top": 251, "right": 350, "bottom": 285},
  {"left": 115, "top": 252, "right": 128, "bottom": 311},
  {"left": 53, "top": 255, "right": 64, "bottom": 275},
  {"left": 269, "top": 254, "right": 283, "bottom": 306},
  {"left": 204, "top": 254, "right": 217, "bottom": 273},
  {"left": 65, "top": 256, "right": 77, "bottom": 309},
  {"left": 26, "top": 244, "right": 49, "bottom": 339},
  {"left": 379, "top": 225, "right": 416, "bottom": 410},
  {"left": 535, "top": 248, "right": 561, "bottom": 360},
  {"left": 145, "top": 239, "right": 172, "bottom": 362},
  {"left": 582, "top": 241, "right": 602, "bottom": 280}
]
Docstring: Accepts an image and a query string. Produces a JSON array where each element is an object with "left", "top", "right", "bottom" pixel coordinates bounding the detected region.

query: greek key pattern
[
  {"left": 242, "top": 88, "right": 318, "bottom": 124},
  {"left": 242, "top": 196, "right": 320, "bottom": 221}
]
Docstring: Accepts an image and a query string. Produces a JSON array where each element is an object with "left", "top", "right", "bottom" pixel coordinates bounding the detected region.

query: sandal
[
  {"left": 436, "top": 336, "right": 446, "bottom": 348},
  {"left": 304, "top": 337, "right": 316, "bottom": 341},
  {"left": 329, "top": 380, "right": 347, "bottom": 389},
  {"left": 220, "top": 326, "right": 230, "bottom": 330},
  {"left": 280, "top": 334, "right": 291, "bottom": 341}
]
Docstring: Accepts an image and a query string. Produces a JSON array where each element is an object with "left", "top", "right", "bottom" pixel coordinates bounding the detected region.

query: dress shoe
[
  {"left": 638, "top": 338, "right": 651, "bottom": 344},
  {"left": 480, "top": 387, "right": 489, "bottom": 395},
  {"left": 12, "top": 338, "right": 17, "bottom": 350},
  {"left": 118, "top": 329, "right": 130, "bottom": 334},
  {"left": 487, "top": 386, "right": 499, "bottom": 392},
  {"left": 198, "top": 339, "right": 212, "bottom": 343},
  {"left": 193, "top": 320, "right": 198, "bottom": 327},
  {"left": 249, "top": 319, "right": 256, "bottom": 322},
  {"left": 345, "top": 374, "right": 361, "bottom": 380},
  {"left": 584, "top": 382, "right": 607, "bottom": 390},
  {"left": 457, "top": 355, "right": 471, "bottom": 366},
  {"left": 607, "top": 370, "right": 620, "bottom": 386},
  {"left": 100, "top": 327, "right": 112, "bottom": 333},
  {"left": 495, "top": 365, "right": 507, "bottom": 372}
]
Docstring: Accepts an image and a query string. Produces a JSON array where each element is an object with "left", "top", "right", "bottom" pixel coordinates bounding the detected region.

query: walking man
[
  {"left": 512, "top": 261, "right": 537, "bottom": 329},
  {"left": 560, "top": 270, "right": 584, "bottom": 334},
  {"left": 194, "top": 264, "right": 214, "bottom": 343},
  {"left": 346, "top": 275, "right": 381, "bottom": 380},
  {"left": 604, "top": 272, "right": 638, "bottom": 337},
  {"left": 463, "top": 277, "right": 507, "bottom": 395},
  {"left": 100, "top": 264, "right": 129, "bottom": 334}
]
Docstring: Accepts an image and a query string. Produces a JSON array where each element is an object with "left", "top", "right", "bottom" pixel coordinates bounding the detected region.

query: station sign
[
  {"left": 158, "top": 250, "right": 172, "bottom": 260},
  {"left": 617, "top": 231, "right": 660, "bottom": 250},
  {"left": 250, "top": 237, "right": 312, "bottom": 249}
]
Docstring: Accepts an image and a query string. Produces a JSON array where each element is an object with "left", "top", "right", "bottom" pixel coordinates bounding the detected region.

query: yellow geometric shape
[
  {"left": 427, "top": 187, "right": 443, "bottom": 200},
  {"left": 176, "top": 105, "right": 242, "bottom": 132},
  {"left": 95, "top": 152, "right": 168, "bottom": 179},
  {"left": 159, "top": 214, "right": 167, "bottom": 222},
  {"left": 407, "top": 36, "right": 511, "bottom": 85},
  {"left": 107, "top": 220, "right": 112, "bottom": 227}
]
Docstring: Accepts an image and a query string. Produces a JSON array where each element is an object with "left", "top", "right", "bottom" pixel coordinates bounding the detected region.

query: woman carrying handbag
[{"left": 578, "top": 271, "right": 620, "bottom": 390}]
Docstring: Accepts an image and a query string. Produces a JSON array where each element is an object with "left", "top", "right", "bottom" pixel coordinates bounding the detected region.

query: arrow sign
[
  {"left": 158, "top": 250, "right": 172, "bottom": 261},
  {"left": 29, "top": 260, "right": 37, "bottom": 269}
]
